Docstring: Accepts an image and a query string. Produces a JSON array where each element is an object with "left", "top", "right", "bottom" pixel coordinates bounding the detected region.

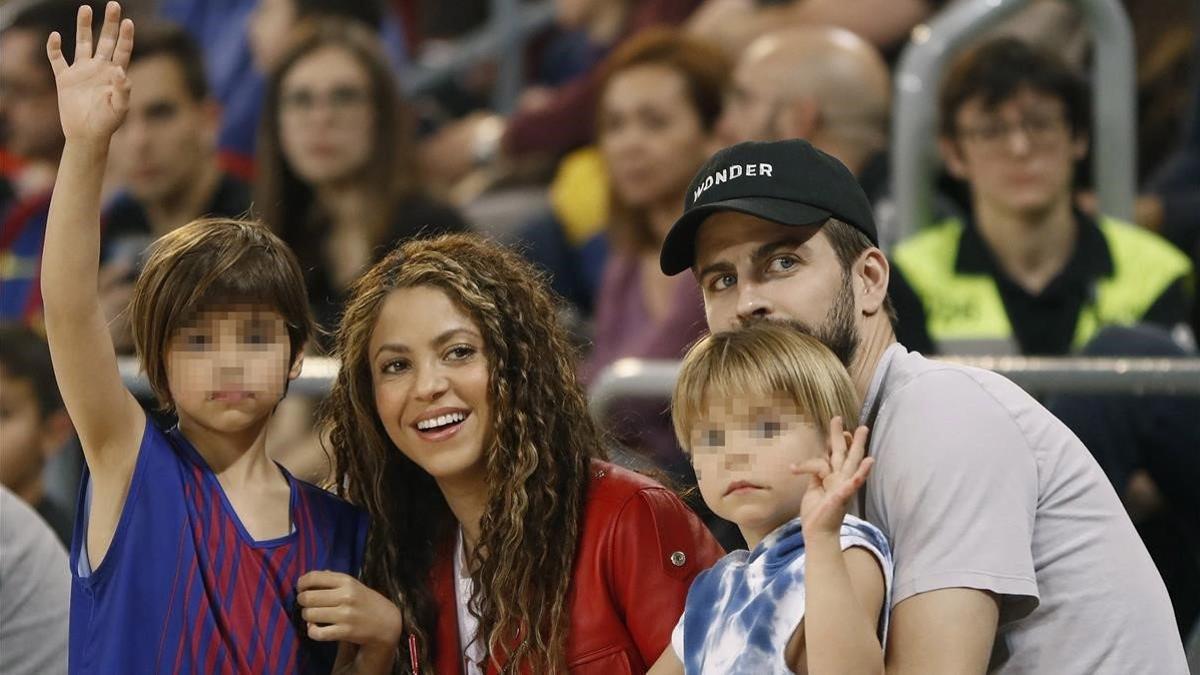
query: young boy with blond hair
[{"left": 651, "top": 321, "right": 893, "bottom": 674}]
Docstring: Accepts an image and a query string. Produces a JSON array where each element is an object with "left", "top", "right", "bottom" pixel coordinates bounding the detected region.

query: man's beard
[{"left": 739, "top": 272, "right": 860, "bottom": 367}]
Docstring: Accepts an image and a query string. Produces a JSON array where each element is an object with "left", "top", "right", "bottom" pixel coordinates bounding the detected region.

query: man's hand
[{"left": 47, "top": 2, "right": 134, "bottom": 147}]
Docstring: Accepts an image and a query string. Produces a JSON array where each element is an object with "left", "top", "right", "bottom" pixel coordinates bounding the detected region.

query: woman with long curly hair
[{"left": 299, "top": 234, "right": 723, "bottom": 674}]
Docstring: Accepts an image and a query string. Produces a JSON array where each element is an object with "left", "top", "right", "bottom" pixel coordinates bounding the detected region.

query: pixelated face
[
  {"left": 695, "top": 214, "right": 860, "bottom": 364},
  {"left": 165, "top": 305, "right": 300, "bottom": 433},
  {"left": 111, "top": 55, "right": 215, "bottom": 205},
  {"left": 0, "top": 29, "right": 64, "bottom": 161},
  {"left": 0, "top": 367, "right": 48, "bottom": 496},
  {"left": 689, "top": 393, "right": 826, "bottom": 538},
  {"left": 279, "top": 45, "right": 375, "bottom": 187},
  {"left": 368, "top": 286, "right": 493, "bottom": 486},
  {"left": 943, "top": 87, "right": 1085, "bottom": 218},
  {"left": 599, "top": 63, "right": 713, "bottom": 217}
]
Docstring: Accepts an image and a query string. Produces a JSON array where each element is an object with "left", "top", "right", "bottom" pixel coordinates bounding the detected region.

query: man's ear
[
  {"left": 200, "top": 98, "right": 222, "bottom": 150},
  {"left": 1071, "top": 130, "right": 1089, "bottom": 162},
  {"left": 938, "top": 135, "right": 968, "bottom": 180},
  {"left": 39, "top": 409, "right": 74, "bottom": 462},
  {"left": 854, "top": 247, "right": 890, "bottom": 316}
]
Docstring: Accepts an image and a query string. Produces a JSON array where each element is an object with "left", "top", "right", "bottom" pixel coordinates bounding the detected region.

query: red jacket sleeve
[{"left": 608, "top": 487, "right": 725, "bottom": 665}]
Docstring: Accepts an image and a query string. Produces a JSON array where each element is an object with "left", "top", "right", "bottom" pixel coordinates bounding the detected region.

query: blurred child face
[
  {"left": 279, "top": 45, "right": 375, "bottom": 188},
  {"left": 0, "top": 368, "right": 68, "bottom": 501},
  {"left": 690, "top": 393, "right": 827, "bottom": 543},
  {"left": 111, "top": 55, "right": 217, "bottom": 207},
  {"left": 600, "top": 64, "right": 713, "bottom": 217},
  {"left": 368, "top": 286, "right": 493, "bottom": 487},
  {"left": 0, "top": 369, "right": 47, "bottom": 496},
  {"left": 165, "top": 305, "right": 301, "bottom": 435}
]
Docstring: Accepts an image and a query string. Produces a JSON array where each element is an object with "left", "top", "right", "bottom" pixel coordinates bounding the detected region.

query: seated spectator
[
  {"left": 892, "top": 38, "right": 1194, "bottom": 356},
  {"left": 100, "top": 23, "right": 252, "bottom": 352},
  {"left": 0, "top": 486, "right": 69, "bottom": 675},
  {"left": 255, "top": 19, "right": 467, "bottom": 339},
  {"left": 0, "top": 1, "right": 84, "bottom": 326},
  {"left": 0, "top": 325, "right": 74, "bottom": 545},
  {"left": 716, "top": 25, "right": 937, "bottom": 354},
  {"left": 158, "top": 0, "right": 407, "bottom": 175},
  {"left": 579, "top": 29, "right": 728, "bottom": 470},
  {"left": 419, "top": 0, "right": 703, "bottom": 189}
]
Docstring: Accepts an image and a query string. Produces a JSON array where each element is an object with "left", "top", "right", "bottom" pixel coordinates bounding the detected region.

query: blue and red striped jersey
[{"left": 68, "top": 420, "right": 369, "bottom": 674}]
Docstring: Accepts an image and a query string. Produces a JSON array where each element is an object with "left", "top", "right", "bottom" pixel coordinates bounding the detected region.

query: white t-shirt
[
  {"left": 454, "top": 529, "right": 485, "bottom": 675},
  {"left": 859, "top": 344, "right": 1187, "bottom": 673}
]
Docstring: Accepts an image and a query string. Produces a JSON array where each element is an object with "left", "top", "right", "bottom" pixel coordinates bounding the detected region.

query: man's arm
[
  {"left": 42, "top": 2, "right": 145, "bottom": 564},
  {"left": 885, "top": 588, "right": 1000, "bottom": 674}
]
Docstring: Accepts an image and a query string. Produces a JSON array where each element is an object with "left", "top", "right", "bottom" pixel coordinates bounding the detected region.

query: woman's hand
[
  {"left": 792, "top": 416, "right": 874, "bottom": 538},
  {"left": 47, "top": 2, "right": 134, "bottom": 146},
  {"left": 297, "top": 571, "right": 403, "bottom": 651}
]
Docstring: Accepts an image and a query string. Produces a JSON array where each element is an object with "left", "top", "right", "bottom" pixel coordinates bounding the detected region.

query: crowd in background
[{"left": 1, "top": 0, "right": 1198, "bottom": 670}]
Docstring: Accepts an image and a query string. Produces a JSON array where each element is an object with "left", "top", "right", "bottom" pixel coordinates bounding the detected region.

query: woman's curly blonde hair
[{"left": 319, "top": 233, "right": 605, "bottom": 673}]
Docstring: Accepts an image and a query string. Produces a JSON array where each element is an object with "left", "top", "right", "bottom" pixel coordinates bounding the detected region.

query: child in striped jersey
[{"left": 42, "top": 4, "right": 381, "bottom": 673}]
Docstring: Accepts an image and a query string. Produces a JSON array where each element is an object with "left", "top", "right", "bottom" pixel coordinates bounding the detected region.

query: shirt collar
[{"left": 954, "top": 208, "right": 1114, "bottom": 281}]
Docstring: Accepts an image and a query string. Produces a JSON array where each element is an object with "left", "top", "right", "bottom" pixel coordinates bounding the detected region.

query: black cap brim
[{"left": 659, "top": 196, "right": 831, "bottom": 276}]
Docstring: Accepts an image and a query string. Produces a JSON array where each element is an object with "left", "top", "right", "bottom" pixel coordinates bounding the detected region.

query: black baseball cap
[{"left": 659, "top": 139, "right": 878, "bottom": 276}]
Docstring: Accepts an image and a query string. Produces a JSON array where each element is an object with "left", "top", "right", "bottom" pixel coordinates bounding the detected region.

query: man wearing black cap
[{"left": 660, "top": 138, "right": 1188, "bottom": 673}]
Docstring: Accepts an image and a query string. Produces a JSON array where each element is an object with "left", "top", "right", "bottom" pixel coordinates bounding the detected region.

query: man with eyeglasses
[
  {"left": 892, "top": 37, "right": 1193, "bottom": 356},
  {"left": 892, "top": 37, "right": 1200, "bottom": 639}
]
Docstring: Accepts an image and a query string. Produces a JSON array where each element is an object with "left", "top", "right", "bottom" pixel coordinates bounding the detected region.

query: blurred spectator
[
  {"left": 0, "top": 485, "right": 69, "bottom": 675},
  {"left": 419, "top": 0, "right": 703, "bottom": 189},
  {"left": 685, "top": 0, "right": 935, "bottom": 62},
  {"left": 255, "top": 19, "right": 467, "bottom": 340},
  {"left": 100, "top": 23, "right": 252, "bottom": 352},
  {"left": 159, "top": 0, "right": 406, "bottom": 175},
  {"left": 0, "top": 325, "right": 74, "bottom": 545},
  {"left": 893, "top": 38, "right": 1194, "bottom": 357},
  {"left": 0, "top": 1, "right": 88, "bottom": 325},
  {"left": 892, "top": 37, "right": 1199, "bottom": 634},
  {"left": 716, "top": 25, "right": 936, "bottom": 354},
  {"left": 579, "top": 29, "right": 728, "bottom": 469}
]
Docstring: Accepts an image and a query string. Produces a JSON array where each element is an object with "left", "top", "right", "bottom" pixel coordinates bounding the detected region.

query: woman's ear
[
  {"left": 938, "top": 135, "right": 968, "bottom": 180},
  {"left": 289, "top": 348, "right": 305, "bottom": 382}
]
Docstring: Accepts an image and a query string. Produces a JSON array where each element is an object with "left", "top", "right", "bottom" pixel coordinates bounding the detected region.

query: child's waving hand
[
  {"left": 47, "top": 1, "right": 134, "bottom": 144},
  {"left": 792, "top": 416, "right": 874, "bottom": 537}
]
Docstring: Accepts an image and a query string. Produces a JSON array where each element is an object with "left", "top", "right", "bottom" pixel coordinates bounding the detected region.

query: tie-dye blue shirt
[{"left": 672, "top": 515, "right": 893, "bottom": 674}]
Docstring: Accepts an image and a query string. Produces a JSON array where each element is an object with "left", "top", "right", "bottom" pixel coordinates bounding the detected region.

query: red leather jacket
[{"left": 426, "top": 460, "right": 723, "bottom": 674}]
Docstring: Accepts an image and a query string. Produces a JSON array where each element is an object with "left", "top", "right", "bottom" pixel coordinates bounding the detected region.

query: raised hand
[
  {"left": 792, "top": 417, "right": 874, "bottom": 538},
  {"left": 46, "top": 2, "right": 134, "bottom": 144}
]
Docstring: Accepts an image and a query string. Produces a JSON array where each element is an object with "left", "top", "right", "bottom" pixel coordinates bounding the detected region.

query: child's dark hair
[
  {"left": 0, "top": 324, "right": 64, "bottom": 416},
  {"left": 939, "top": 37, "right": 1089, "bottom": 139},
  {"left": 127, "top": 218, "right": 314, "bottom": 409}
]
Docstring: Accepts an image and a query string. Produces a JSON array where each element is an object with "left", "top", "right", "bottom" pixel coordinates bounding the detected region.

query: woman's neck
[
  {"left": 315, "top": 181, "right": 370, "bottom": 231},
  {"left": 437, "top": 471, "right": 490, "bottom": 557}
]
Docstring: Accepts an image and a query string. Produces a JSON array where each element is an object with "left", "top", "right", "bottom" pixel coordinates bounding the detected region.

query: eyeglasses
[
  {"left": 280, "top": 85, "right": 370, "bottom": 115},
  {"left": 956, "top": 111, "right": 1068, "bottom": 151}
]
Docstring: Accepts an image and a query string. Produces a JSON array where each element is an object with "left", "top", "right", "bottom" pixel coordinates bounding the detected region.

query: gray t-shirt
[
  {"left": 0, "top": 486, "right": 70, "bottom": 675},
  {"left": 859, "top": 344, "right": 1187, "bottom": 674}
]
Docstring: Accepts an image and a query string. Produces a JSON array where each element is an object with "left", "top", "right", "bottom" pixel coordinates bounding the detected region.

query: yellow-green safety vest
[{"left": 893, "top": 216, "right": 1194, "bottom": 353}]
